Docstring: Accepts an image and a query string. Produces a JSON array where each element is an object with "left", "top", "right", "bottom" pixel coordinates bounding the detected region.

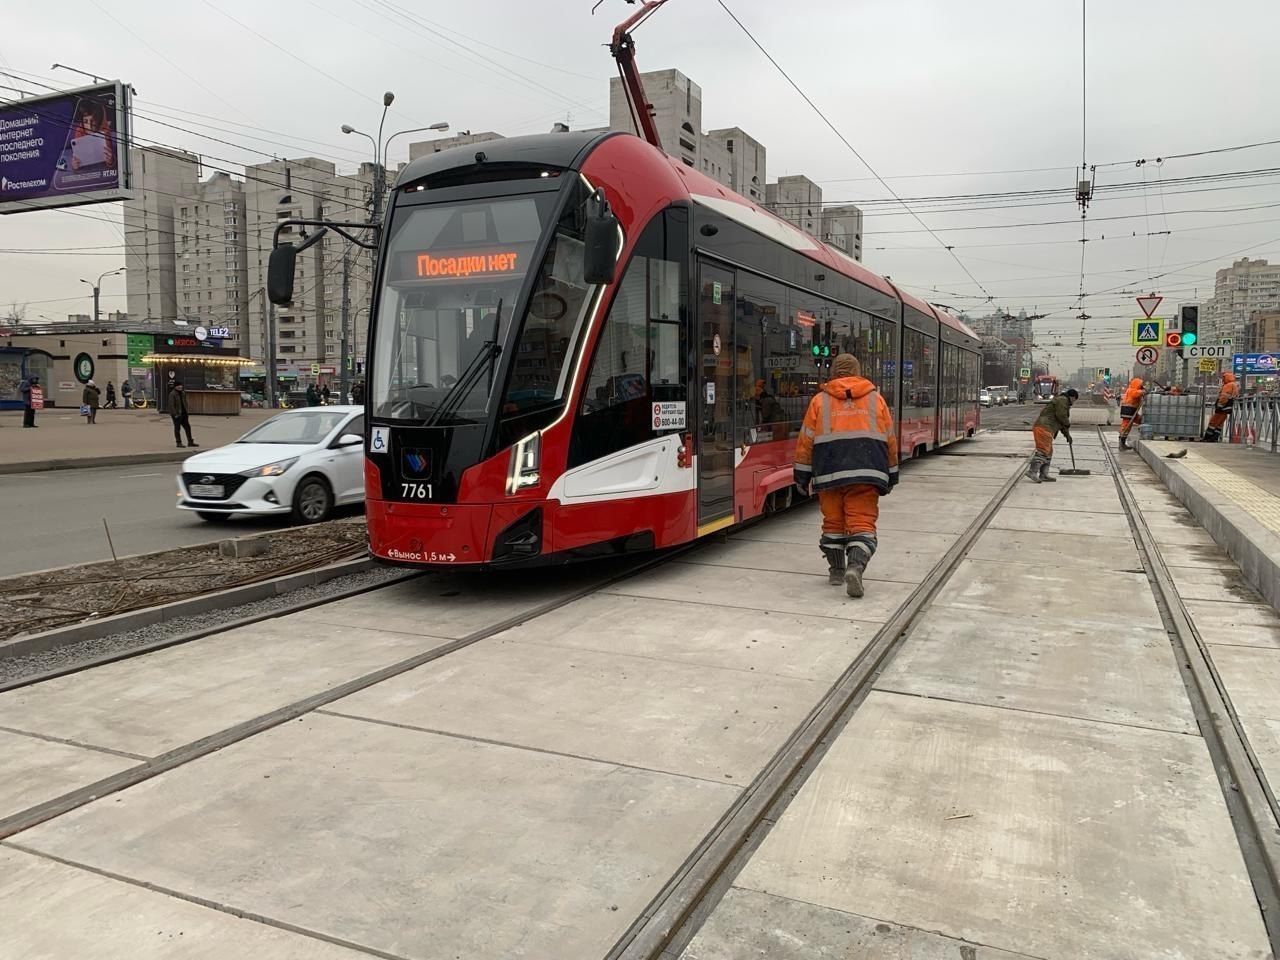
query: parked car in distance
[
  {"left": 980, "top": 389, "right": 993, "bottom": 408},
  {"left": 240, "top": 391, "right": 264, "bottom": 408},
  {"left": 176, "top": 406, "right": 365, "bottom": 524}
]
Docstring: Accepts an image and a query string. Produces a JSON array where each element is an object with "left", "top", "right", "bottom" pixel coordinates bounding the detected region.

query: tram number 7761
[{"left": 401, "top": 482, "right": 433, "bottom": 499}]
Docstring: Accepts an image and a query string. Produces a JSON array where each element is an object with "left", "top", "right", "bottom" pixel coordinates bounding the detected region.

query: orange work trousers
[
  {"left": 1207, "top": 410, "right": 1229, "bottom": 432},
  {"left": 1033, "top": 425, "right": 1054, "bottom": 458},
  {"left": 818, "top": 485, "right": 880, "bottom": 536}
]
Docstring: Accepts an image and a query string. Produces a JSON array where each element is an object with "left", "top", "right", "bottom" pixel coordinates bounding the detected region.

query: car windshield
[
  {"left": 237, "top": 410, "right": 348, "bottom": 444},
  {"left": 370, "top": 181, "right": 595, "bottom": 427}
]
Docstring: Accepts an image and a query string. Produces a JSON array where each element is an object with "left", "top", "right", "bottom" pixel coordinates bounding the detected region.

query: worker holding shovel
[{"left": 1027, "top": 388, "right": 1079, "bottom": 484}]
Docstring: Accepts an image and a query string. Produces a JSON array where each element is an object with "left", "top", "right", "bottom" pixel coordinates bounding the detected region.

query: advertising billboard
[{"left": 0, "top": 81, "right": 132, "bottom": 214}]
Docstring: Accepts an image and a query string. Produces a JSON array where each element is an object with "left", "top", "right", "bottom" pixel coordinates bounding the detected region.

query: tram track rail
[
  {"left": 0, "top": 543, "right": 695, "bottom": 842},
  {"left": 1102, "top": 427, "right": 1280, "bottom": 956},
  {"left": 607, "top": 458, "right": 1029, "bottom": 960}
]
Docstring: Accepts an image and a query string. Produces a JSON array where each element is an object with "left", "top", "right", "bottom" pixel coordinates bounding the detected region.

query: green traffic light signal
[
  {"left": 821, "top": 344, "right": 831, "bottom": 357},
  {"left": 811, "top": 344, "right": 820, "bottom": 357},
  {"left": 1182, "top": 331, "right": 1197, "bottom": 345}
]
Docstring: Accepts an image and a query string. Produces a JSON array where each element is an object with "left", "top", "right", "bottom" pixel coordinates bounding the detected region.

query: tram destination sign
[{"left": 0, "top": 81, "right": 133, "bottom": 214}]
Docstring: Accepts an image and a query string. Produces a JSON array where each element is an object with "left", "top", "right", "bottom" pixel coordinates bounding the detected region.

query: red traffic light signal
[{"left": 1165, "top": 331, "right": 1182, "bottom": 348}]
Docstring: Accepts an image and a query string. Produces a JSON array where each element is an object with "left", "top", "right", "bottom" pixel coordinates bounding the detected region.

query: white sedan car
[{"left": 177, "top": 406, "right": 365, "bottom": 523}]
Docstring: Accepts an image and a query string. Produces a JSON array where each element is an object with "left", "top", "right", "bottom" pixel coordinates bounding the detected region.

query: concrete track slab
[
  {"left": 876, "top": 510, "right": 983, "bottom": 536},
  {"left": 1166, "top": 563, "right": 1265, "bottom": 604},
  {"left": 1208, "top": 644, "right": 1280, "bottom": 722},
  {"left": 0, "top": 849, "right": 371, "bottom": 960},
  {"left": 1155, "top": 540, "right": 1236, "bottom": 568},
  {"left": 933, "top": 560, "right": 1159, "bottom": 628},
  {"left": 878, "top": 615, "right": 1195, "bottom": 734},
  {"left": 990, "top": 506, "right": 1132, "bottom": 539},
  {"left": 511, "top": 594, "right": 881, "bottom": 682},
  {"left": 1237, "top": 716, "right": 1280, "bottom": 795},
  {"left": 0, "top": 619, "right": 434, "bottom": 757},
  {"left": 0, "top": 846, "right": 370, "bottom": 960},
  {"left": 0, "top": 730, "right": 135, "bottom": 819},
  {"left": 606, "top": 562, "right": 917, "bottom": 624},
  {"left": 734, "top": 692, "right": 1268, "bottom": 960},
  {"left": 681, "top": 886, "right": 1034, "bottom": 960},
  {"left": 14, "top": 712, "right": 738, "bottom": 960},
  {"left": 1185, "top": 599, "right": 1280, "bottom": 649},
  {"left": 967, "top": 527, "right": 1140, "bottom": 570},
  {"left": 1143, "top": 519, "right": 1219, "bottom": 548},
  {"left": 1004, "top": 477, "right": 1124, "bottom": 512},
  {"left": 330, "top": 637, "right": 821, "bottom": 782},
  {"left": 286, "top": 571, "right": 583, "bottom": 638},
  {"left": 694, "top": 534, "right": 948, "bottom": 584}
]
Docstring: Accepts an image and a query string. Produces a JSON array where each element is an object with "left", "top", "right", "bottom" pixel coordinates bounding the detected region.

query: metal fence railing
[{"left": 1229, "top": 396, "right": 1280, "bottom": 452}]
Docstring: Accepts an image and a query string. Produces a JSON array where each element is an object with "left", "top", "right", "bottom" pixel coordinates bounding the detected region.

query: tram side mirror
[
  {"left": 267, "top": 245, "right": 297, "bottom": 305},
  {"left": 583, "top": 189, "right": 619, "bottom": 286}
]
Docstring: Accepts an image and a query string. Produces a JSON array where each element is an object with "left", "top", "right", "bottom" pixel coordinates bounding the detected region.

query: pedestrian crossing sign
[{"left": 1132, "top": 318, "right": 1163, "bottom": 346}]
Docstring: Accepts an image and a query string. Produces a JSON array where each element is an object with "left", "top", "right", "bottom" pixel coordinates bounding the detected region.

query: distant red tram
[{"left": 352, "top": 131, "right": 980, "bottom": 567}]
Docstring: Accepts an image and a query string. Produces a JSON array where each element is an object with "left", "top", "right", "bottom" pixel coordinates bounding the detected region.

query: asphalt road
[
  {"left": 0, "top": 463, "right": 358, "bottom": 579},
  {"left": 979, "top": 401, "right": 1043, "bottom": 428}
]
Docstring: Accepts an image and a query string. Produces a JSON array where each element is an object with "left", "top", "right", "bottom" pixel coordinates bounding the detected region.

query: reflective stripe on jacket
[
  {"left": 1215, "top": 374, "right": 1240, "bottom": 413},
  {"left": 794, "top": 376, "right": 899, "bottom": 494}
]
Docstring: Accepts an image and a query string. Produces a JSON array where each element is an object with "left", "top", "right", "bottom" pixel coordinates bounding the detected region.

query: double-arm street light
[
  {"left": 341, "top": 92, "right": 448, "bottom": 226},
  {"left": 79, "top": 267, "right": 124, "bottom": 325}
]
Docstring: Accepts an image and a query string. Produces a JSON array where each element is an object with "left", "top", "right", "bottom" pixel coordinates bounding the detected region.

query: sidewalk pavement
[
  {"left": 0, "top": 408, "right": 277, "bottom": 474},
  {"left": 1136, "top": 438, "right": 1280, "bottom": 612}
]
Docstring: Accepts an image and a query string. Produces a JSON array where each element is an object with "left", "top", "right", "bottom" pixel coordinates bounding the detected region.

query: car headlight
[{"left": 241, "top": 457, "right": 298, "bottom": 478}]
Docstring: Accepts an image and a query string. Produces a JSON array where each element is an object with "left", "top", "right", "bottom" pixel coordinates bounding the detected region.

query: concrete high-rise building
[
  {"left": 821, "top": 203, "right": 863, "bottom": 261},
  {"left": 124, "top": 146, "right": 200, "bottom": 325},
  {"left": 243, "top": 157, "right": 376, "bottom": 385},
  {"left": 703, "top": 127, "right": 766, "bottom": 202},
  {"left": 1205, "top": 258, "right": 1280, "bottom": 345},
  {"left": 609, "top": 69, "right": 703, "bottom": 170},
  {"left": 175, "top": 172, "right": 249, "bottom": 341},
  {"left": 765, "top": 175, "right": 823, "bottom": 236}
]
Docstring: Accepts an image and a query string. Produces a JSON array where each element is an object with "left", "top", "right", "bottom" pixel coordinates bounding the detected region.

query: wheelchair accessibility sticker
[{"left": 370, "top": 426, "right": 391, "bottom": 454}]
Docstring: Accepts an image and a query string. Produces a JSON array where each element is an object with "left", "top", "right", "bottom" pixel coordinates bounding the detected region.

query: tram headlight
[{"left": 509, "top": 431, "right": 542, "bottom": 492}]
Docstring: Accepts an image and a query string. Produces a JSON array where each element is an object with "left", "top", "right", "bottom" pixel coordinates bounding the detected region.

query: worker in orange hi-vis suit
[
  {"left": 794, "top": 353, "right": 898, "bottom": 598},
  {"left": 1203, "top": 371, "right": 1240, "bottom": 442},
  {"left": 1118, "top": 377, "right": 1147, "bottom": 450}
]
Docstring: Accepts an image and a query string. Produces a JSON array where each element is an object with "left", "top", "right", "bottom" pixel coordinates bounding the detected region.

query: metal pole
[
  {"left": 260, "top": 292, "right": 275, "bottom": 408},
  {"left": 93, "top": 284, "right": 100, "bottom": 325},
  {"left": 340, "top": 246, "right": 351, "bottom": 404}
]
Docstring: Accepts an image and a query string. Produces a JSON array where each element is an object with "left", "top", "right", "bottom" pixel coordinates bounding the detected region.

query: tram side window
[
  {"left": 570, "top": 211, "right": 689, "bottom": 467},
  {"left": 902, "top": 326, "right": 935, "bottom": 411}
]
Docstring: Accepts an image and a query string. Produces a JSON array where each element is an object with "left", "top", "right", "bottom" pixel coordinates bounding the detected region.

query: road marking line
[{"left": 120, "top": 473, "right": 163, "bottom": 478}]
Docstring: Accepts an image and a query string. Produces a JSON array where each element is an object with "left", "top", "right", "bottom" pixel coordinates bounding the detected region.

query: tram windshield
[{"left": 371, "top": 184, "right": 595, "bottom": 427}]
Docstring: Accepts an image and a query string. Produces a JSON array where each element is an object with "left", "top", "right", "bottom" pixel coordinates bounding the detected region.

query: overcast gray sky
[{"left": 2, "top": 0, "right": 1277, "bottom": 374}]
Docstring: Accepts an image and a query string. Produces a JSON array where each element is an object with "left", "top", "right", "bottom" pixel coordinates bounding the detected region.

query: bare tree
[{"left": 2, "top": 302, "right": 27, "bottom": 323}]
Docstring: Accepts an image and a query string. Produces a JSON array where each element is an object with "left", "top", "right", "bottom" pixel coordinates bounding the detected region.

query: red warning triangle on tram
[{"left": 1136, "top": 294, "right": 1162, "bottom": 319}]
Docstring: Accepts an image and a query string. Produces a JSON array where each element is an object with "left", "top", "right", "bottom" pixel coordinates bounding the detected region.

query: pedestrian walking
[
  {"left": 1118, "top": 377, "right": 1147, "bottom": 450},
  {"left": 1202, "top": 371, "right": 1240, "bottom": 442},
  {"left": 104, "top": 380, "right": 117, "bottom": 409},
  {"left": 1027, "top": 388, "right": 1078, "bottom": 484},
  {"left": 81, "top": 380, "right": 101, "bottom": 424},
  {"left": 351, "top": 379, "right": 365, "bottom": 404},
  {"left": 121, "top": 379, "right": 133, "bottom": 408},
  {"left": 794, "top": 353, "right": 899, "bottom": 598},
  {"left": 320, "top": 383, "right": 332, "bottom": 405},
  {"left": 20, "top": 374, "right": 40, "bottom": 428},
  {"left": 169, "top": 382, "right": 198, "bottom": 448},
  {"left": 306, "top": 383, "right": 320, "bottom": 407}
]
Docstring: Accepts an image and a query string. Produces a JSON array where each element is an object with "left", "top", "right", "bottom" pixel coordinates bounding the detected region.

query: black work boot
[
  {"left": 844, "top": 544, "right": 871, "bottom": 598},
  {"left": 1040, "top": 461, "right": 1057, "bottom": 482},
  {"left": 820, "top": 543, "right": 846, "bottom": 586},
  {"left": 1118, "top": 434, "right": 1129, "bottom": 451}
]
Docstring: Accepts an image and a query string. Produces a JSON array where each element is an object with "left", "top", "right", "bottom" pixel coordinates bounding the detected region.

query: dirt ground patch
[{"left": 2, "top": 520, "right": 368, "bottom": 642}]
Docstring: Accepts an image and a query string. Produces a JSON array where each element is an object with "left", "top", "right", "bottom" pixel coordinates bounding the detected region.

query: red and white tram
[{"left": 332, "top": 129, "right": 981, "bottom": 567}]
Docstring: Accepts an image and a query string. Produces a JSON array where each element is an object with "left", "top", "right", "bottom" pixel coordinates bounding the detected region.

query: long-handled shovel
[{"left": 1059, "top": 441, "right": 1091, "bottom": 476}]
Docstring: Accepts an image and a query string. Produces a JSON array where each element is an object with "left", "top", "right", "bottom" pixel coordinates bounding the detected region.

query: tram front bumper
[{"left": 367, "top": 499, "right": 495, "bottom": 566}]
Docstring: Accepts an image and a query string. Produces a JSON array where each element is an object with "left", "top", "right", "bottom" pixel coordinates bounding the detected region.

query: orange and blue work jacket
[
  {"left": 1215, "top": 373, "right": 1240, "bottom": 413},
  {"left": 794, "top": 376, "right": 899, "bottom": 494},
  {"left": 1120, "top": 378, "right": 1146, "bottom": 417}
]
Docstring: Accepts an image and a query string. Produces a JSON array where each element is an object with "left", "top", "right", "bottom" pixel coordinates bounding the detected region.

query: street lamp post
[{"left": 80, "top": 267, "right": 124, "bottom": 325}]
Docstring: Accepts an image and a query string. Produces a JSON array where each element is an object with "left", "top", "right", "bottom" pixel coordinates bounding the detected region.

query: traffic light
[{"left": 1180, "top": 305, "right": 1199, "bottom": 346}]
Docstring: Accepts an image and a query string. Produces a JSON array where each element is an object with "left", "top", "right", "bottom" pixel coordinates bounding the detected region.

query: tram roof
[{"left": 394, "top": 130, "right": 614, "bottom": 188}]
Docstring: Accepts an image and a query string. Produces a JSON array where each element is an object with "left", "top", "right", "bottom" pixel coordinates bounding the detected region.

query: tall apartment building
[
  {"left": 1205, "top": 258, "right": 1280, "bottom": 345},
  {"left": 243, "top": 157, "right": 377, "bottom": 383},
  {"left": 175, "top": 171, "right": 249, "bottom": 340},
  {"left": 704, "top": 127, "right": 766, "bottom": 202},
  {"left": 765, "top": 175, "right": 823, "bottom": 236},
  {"left": 124, "top": 147, "right": 200, "bottom": 324},
  {"left": 821, "top": 204, "right": 863, "bottom": 261},
  {"left": 1245, "top": 310, "right": 1280, "bottom": 353}
]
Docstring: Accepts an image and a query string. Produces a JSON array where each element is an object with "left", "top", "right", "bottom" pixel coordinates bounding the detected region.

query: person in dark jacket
[
  {"left": 121, "top": 379, "right": 133, "bottom": 408},
  {"left": 1028, "top": 388, "right": 1078, "bottom": 483},
  {"left": 306, "top": 383, "right": 320, "bottom": 407},
  {"left": 320, "top": 383, "right": 331, "bottom": 405},
  {"left": 351, "top": 380, "right": 365, "bottom": 404},
  {"left": 20, "top": 375, "right": 40, "bottom": 428},
  {"left": 169, "top": 382, "right": 198, "bottom": 448},
  {"left": 104, "top": 381, "right": 117, "bottom": 408},
  {"left": 81, "top": 380, "right": 101, "bottom": 424}
]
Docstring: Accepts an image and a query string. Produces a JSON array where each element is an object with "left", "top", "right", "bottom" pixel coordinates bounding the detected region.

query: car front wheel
[{"left": 292, "top": 475, "right": 333, "bottom": 524}]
